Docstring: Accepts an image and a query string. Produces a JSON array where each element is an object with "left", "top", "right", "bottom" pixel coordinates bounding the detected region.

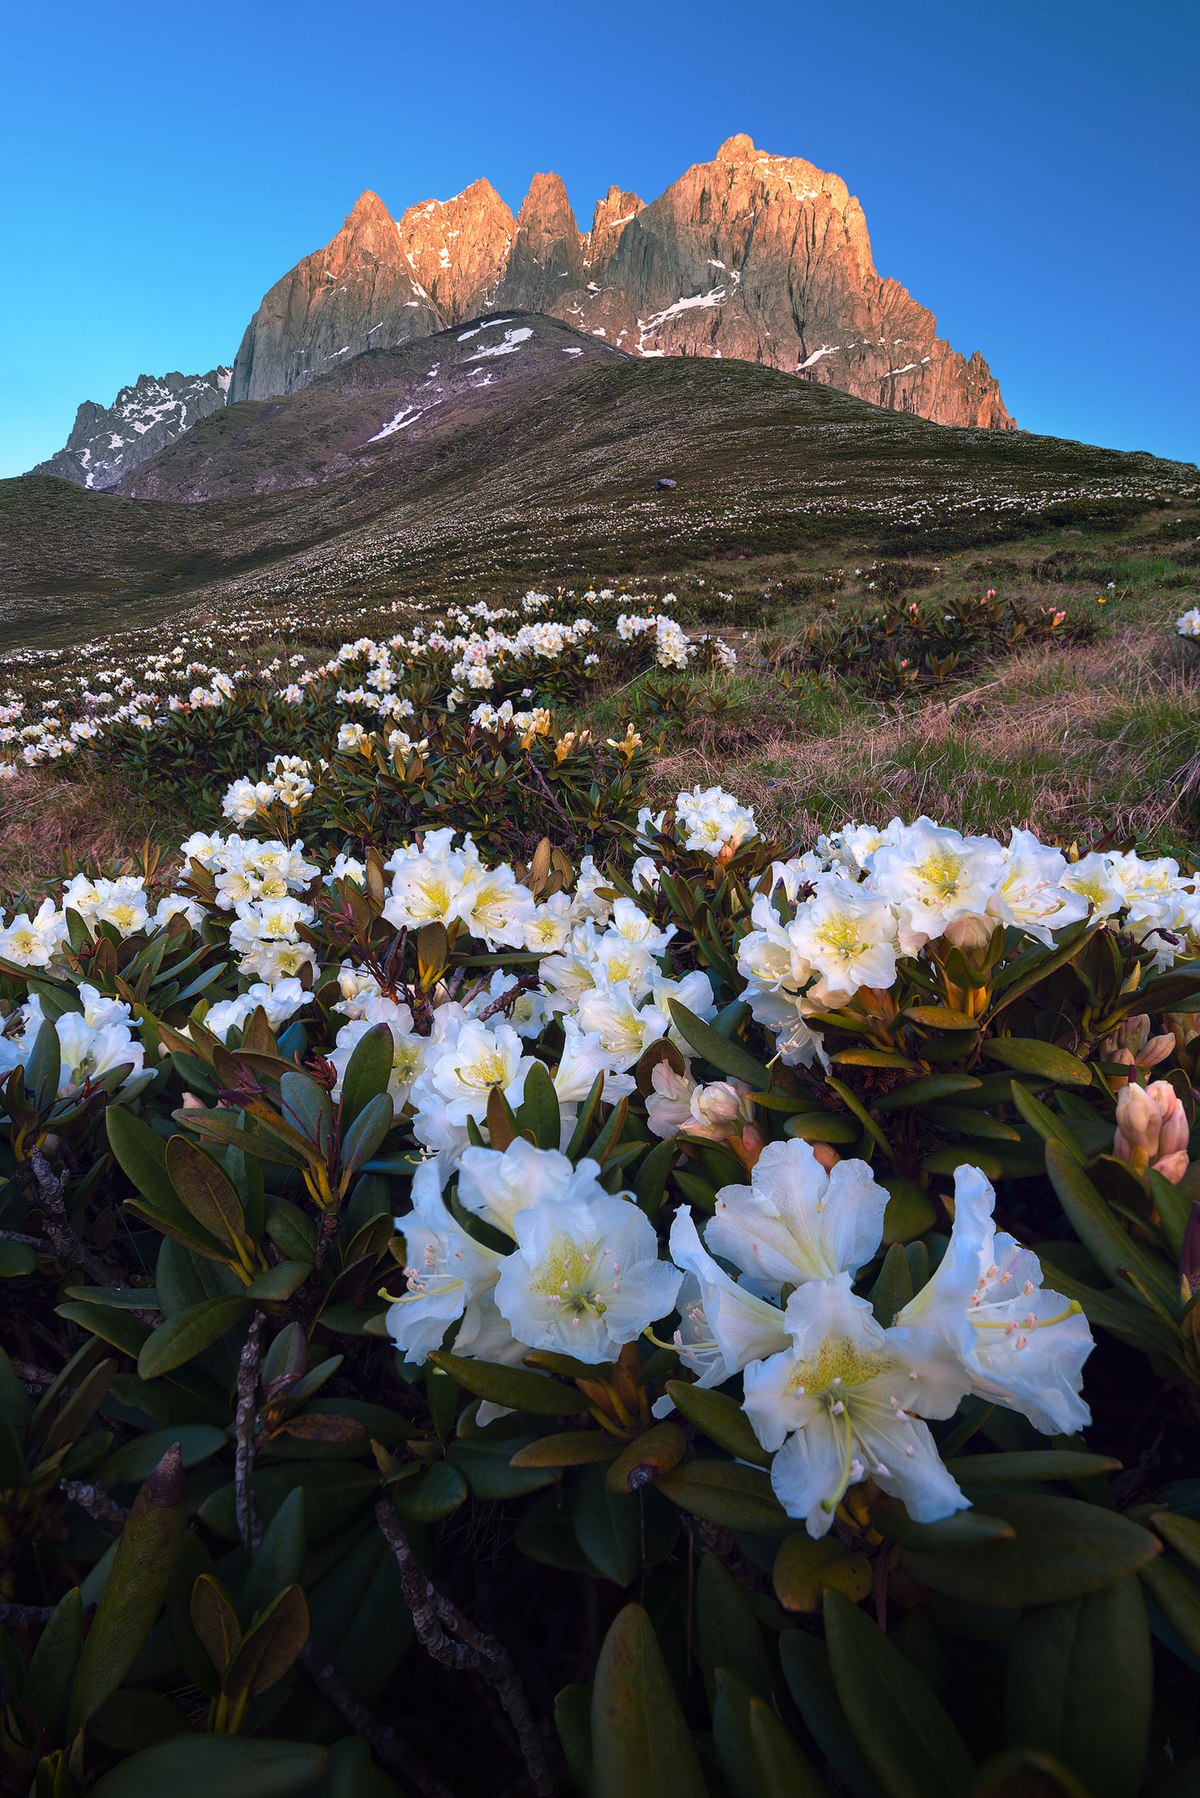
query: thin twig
[
  {"left": 0, "top": 1229, "right": 49, "bottom": 1251},
  {"left": 28, "top": 1149, "right": 112, "bottom": 1287},
  {"left": 60, "top": 1478, "right": 128, "bottom": 1526},
  {"left": 375, "top": 1500, "right": 554, "bottom": 1797},
  {"left": 476, "top": 975, "right": 538, "bottom": 1024},
  {"left": 11, "top": 1360, "right": 56, "bottom": 1389},
  {"left": 298, "top": 1643, "right": 452, "bottom": 1798},
  {"left": 0, "top": 1602, "right": 55, "bottom": 1626},
  {"left": 234, "top": 1310, "right": 265, "bottom": 1553}
]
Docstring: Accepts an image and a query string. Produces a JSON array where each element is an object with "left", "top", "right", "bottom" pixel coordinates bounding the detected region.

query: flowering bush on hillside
[{"left": 1, "top": 760, "right": 1199, "bottom": 1793}]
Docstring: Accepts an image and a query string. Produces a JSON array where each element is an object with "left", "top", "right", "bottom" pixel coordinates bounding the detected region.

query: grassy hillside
[{"left": 1, "top": 324, "right": 1194, "bottom": 652}]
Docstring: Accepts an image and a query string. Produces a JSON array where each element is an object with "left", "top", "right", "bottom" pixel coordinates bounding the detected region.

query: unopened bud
[
  {"left": 692, "top": 1079, "right": 752, "bottom": 1131},
  {"left": 812, "top": 1142, "right": 841, "bottom": 1173},
  {"left": 1115, "top": 1080, "right": 1190, "bottom": 1182},
  {"left": 739, "top": 1122, "right": 766, "bottom": 1169},
  {"left": 943, "top": 912, "right": 995, "bottom": 952}
]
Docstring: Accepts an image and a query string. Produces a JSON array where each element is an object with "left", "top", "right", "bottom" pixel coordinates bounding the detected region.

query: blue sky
[{"left": 2, "top": 0, "right": 1196, "bottom": 475}]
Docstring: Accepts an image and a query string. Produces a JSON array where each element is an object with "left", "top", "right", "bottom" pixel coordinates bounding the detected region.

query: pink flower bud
[
  {"left": 812, "top": 1142, "right": 841, "bottom": 1173},
  {"left": 1115, "top": 1080, "right": 1190, "bottom": 1180},
  {"left": 943, "top": 912, "right": 995, "bottom": 951},
  {"left": 692, "top": 1079, "right": 751, "bottom": 1131}
]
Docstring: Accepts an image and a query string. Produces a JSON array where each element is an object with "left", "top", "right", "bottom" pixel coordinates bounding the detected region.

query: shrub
[{"left": 0, "top": 776, "right": 1198, "bottom": 1794}]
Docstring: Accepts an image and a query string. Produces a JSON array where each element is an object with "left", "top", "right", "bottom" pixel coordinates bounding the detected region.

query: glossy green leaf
[
  {"left": 338, "top": 1023, "right": 394, "bottom": 1126},
  {"left": 137, "top": 1296, "right": 253, "bottom": 1380},
  {"left": 824, "top": 1587, "right": 975, "bottom": 1798},
  {"left": 749, "top": 1697, "right": 827, "bottom": 1798},
  {"left": 697, "top": 1554, "right": 775, "bottom": 1705},
  {"left": 573, "top": 1464, "right": 641, "bottom": 1586},
  {"left": 1005, "top": 1577, "right": 1151, "bottom": 1798},
  {"left": 657, "top": 1459, "right": 791, "bottom": 1538},
  {"left": 429, "top": 1350, "right": 590, "bottom": 1415},
  {"left": 89, "top": 1736, "right": 328, "bottom": 1797},
  {"left": 68, "top": 1443, "right": 187, "bottom": 1732},
  {"left": 664, "top": 1380, "right": 770, "bottom": 1466},
  {"left": 980, "top": 1038, "right": 1091, "bottom": 1086},
  {"left": 590, "top": 1604, "right": 707, "bottom": 1798},
  {"left": 668, "top": 998, "right": 770, "bottom": 1087},
  {"left": 900, "top": 1494, "right": 1160, "bottom": 1607}
]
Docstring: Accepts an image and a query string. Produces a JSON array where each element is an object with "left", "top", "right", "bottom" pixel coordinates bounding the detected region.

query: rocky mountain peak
[
  {"left": 587, "top": 188, "right": 645, "bottom": 273},
  {"left": 30, "top": 368, "right": 231, "bottom": 490},
  {"left": 395, "top": 179, "right": 515, "bottom": 323},
  {"left": 715, "top": 132, "right": 757, "bottom": 160},
  {"left": 499, "top": 173, "right": 586, "bottom": 311}
]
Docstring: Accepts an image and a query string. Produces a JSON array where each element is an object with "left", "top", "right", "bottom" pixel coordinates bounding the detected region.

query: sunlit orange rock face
[{"left": 231, "top": 133, "right": 1013, "bottom": 429}]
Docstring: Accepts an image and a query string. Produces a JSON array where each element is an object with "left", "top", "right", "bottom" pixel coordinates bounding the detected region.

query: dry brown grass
[
  {"left": 0, "top": 770, "right": 171, "bottom": 904},
  {"left": 651, "top": 625, "right": 1200, "bottom": 849}
]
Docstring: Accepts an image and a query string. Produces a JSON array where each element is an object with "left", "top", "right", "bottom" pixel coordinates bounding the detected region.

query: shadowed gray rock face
[
  {"left": 227, "top": 191, "right": 445, "bottom": 404},
  {"left": 31, "top": 369, "right": 231, "bottom": 490},
  {"left": 228, "top": 134, "right": 1014, "bottom": 429}
]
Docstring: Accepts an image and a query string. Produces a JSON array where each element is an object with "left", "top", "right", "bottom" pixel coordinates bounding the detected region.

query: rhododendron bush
[
  {"left": 2, "top": 790, "right": 1199, "bottom": 1795},
  {"left": 2, "top": 600, "right": 1200, "bottom": 1791}
]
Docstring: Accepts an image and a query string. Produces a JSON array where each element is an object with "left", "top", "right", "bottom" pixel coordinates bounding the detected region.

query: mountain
[
  {"left": 126, "top": 313, "right": 624, "bottom": 501},
  {"left": 229, "top": 135, "right": 1013, "bottom": 430},
  {"left": 32, "top": 368, "right": 231, "bottom": 491},
  {"left": 6, "top": 316, "right": 1193, "bottom": 657}
]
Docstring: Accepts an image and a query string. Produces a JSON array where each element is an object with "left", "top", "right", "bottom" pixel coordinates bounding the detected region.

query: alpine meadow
[{"left": 2, "top": 35, "right": 1200, "bottom": 1798}]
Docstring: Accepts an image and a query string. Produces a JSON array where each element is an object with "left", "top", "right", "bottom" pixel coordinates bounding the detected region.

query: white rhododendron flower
[
  {"left": 494, "top": 1189, "right": 682, "bottom": 1361},
  {"left": 743, "top": 1274, "right": 971, "bottom": 1535},
  {"left": 706, "top": 1139, "right": 891, "bottom": 1297},
  {"left": 897, "top": 1166, "right": 1094, "bottom": 1433},
  {"left": 869, "top": 819, "right": 1006, "bottom": 953},
  {"left": 675, "top": 784, "right": 758, "bottom": 858},
  {"left": 666, "top": 1209, "right": 790, "bottom": 1388},
  {"left": 788, "top": 875, "right": 899, "bottom": 991},
  {"left": 388, "top": 1161, "right": 505, "bottom": 1364}
]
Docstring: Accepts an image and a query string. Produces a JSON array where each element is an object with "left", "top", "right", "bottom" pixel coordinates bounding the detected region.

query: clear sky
[{"left": 2, "top": 0, "right": 1196, "bottom": 476}]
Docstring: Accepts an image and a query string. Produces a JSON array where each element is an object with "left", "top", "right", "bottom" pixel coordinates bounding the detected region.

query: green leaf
[
  {"left": 339, "top": 1023, "right": 394, "bottom": 1127},
  {"left": 1044, "top": 1144, "right": 1179, "bottom": 1315},
  {"left": 590, "top": 1604, "right": 707, "bottom": 1798},
  {"left": 137, "top": 1296, "right": 253, "bottom": 1380},
  {"left": 657, "top": 1459, "right": 791, "bottom": 1538},
  {"left": 749, "top": 1697, "right": 828, "bottom": 1798},
  {"left": 664, "top": 1380, "right": 770, "bottom": 1466},
  {"left": 166, "top": 1135, "right": 248, "bottom": 1259},
  {"left": 108, "top": 1109, "right": 228, "bottom": 1260},
  {"left": 1151, "top": 1509, "right": 1200, "bottom": 1573},
  {"left": 224, "top": 1585, "right": 310, "bottom": 1703},
  {"left": 824, "top": 1587, "right": 975, "bottom": 1798},
  {"left": 870, "top": 1242, "right": 915, "bottom": 1325},
  {"left": 668, "top": 998, "right": 770, "bottom": 1087},
  {"left": 243, "top": 1491, "right": 306, "bottom": 1619},
  {"left": 68, "top": 1443, "right": 187, "bottom": 1732},
  {"left": 774, "top": 1533, "right": 872, "bottom": 1613},
  {"left": 23, "top": 1587, "right": 82, "bottom": 1727},
  {"left": 1140, "top": 1556, "right": 1200, "bottom": 1659},
  {"left": 191, "top": 1573, "right": 241, "bottom": 1675},
  {"left": 515, "top": 1059, "right": 562, "bottom": 1151},
  {"left": 554, "top": 1683, "right": 593, "bottom": 1791},
  {"left": 697, "top": 1554, "right": 775, "bottom": 1705},
  {"left": 509, "top": 1432, "right": 617, "bottom": 1468},
  {"left": 948, "top": 1451, "right": 1121, "bottom": 1487},
  {"left": 968, "top": 1748, "right": 1091, "bottom": 1797},
  {"left": 980, "top": 1038, "right": 1092, "bottom": 1086},
  {"left": 24, "top": 1019, "right": 61, "bottom": 1110},
  {"left": 338, "top": 1093, "right": 393, "bottom": 1181},
  {"left": 573, "top": 1464, "right": 641, "bottom": 1586},
  {"left": 389, "top": 1460, "right": 468, "bottom": 1523},
  {"left": 428, "top": 1350, "right": 590, "bottom": 1416},
  {"left": 779, "top": 1630, "right": 877, "bottom": 1798},
  {"left": 279, "top": 1070, "right": 335, "bottom": 1155},
  {"left": 871, "top": 1499, "right": 1015, "bottom": 1550},
  {"left": 875, "top": 1075, "right": 983, "bottom": 1113},
  {"left": 1005, "top": 1577, "right": 1151, "bottom": 1798},
  {"left": 900, "top": 1494, "right": 1160, "bottom": 1607},
  {"left": 1008, "top": 1083, "right": 1087, "bottom": 1164},
  {"left": 89, "top": 1737, "right": 328, "bottom": 1797}
]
